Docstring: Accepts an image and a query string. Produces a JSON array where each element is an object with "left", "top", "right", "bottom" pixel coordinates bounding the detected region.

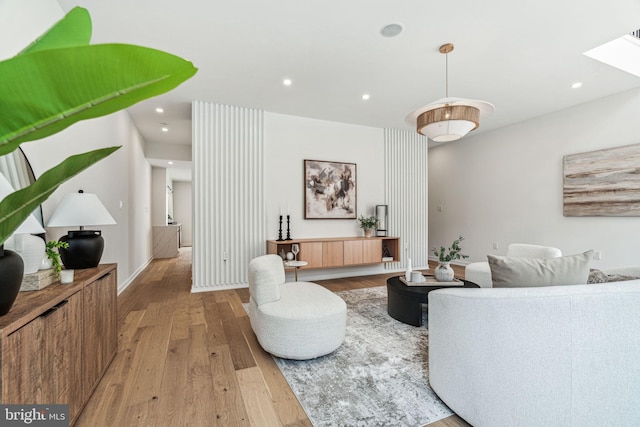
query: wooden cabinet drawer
[
  {"left": 300, "top": 242, "right": 323, "bottom": 268},
  {"left": 322, "top": 241, "right": 344, "bottom": 267},
  {"left": 343, "top": 240, "right": 363, "bottom": 265}
]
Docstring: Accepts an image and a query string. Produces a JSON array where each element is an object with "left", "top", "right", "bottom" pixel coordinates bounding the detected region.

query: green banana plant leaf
[
  {"left": 0, "top": 146, "right": 120, "bottom": 245},
  {"left": 0, "top": 43, "right": 198, "bottom": 155},
  {"left": 18, "top": 7, "right": 91, "bottom": 55},
  {"left": 0, "top": 6, "right": 198, "bottom": 246}
]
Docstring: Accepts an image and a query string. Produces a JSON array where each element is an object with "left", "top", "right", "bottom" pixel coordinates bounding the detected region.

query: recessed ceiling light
[
  {"left": 155, "top": 107, "right": 164, "bottom": 113},
  {"left": 380, "top": 23, "right": 403, "bottom": 38},
  {"left": 160, "top": 123, "right": 169, "bottom": 132},
  {"left": 283, "top": 78, "right": 292, "bottom": 86},
  {"left": 362, "top": 94, "right": 371, "bottom": 100},
  {"left": 168, "top": 161, "right": 174, "bottom": 165},
  {"left": 571, "top": 82, "right": 583, "bottom": 89}
]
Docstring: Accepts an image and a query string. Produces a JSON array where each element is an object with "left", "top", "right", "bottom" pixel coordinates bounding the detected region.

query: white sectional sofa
[{"left": 428, "top": 269, "right": 640, "bottom": 427}]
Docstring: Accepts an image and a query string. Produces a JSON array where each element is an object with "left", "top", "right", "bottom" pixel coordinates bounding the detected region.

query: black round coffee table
[{"left": 386, "top": 275, "right": 480, "bottom": 326}]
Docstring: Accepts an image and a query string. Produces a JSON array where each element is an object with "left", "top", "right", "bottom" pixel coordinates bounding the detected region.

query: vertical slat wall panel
[
  {"left": 192, "top": 102, "right": 265, "bottom": 290},
  {"left": 383, "top": 129, "right": 429, "bottom": 269}
]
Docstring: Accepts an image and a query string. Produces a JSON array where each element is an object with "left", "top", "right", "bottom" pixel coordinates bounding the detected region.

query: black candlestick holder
[
  {"left": 276, "top": 215, "right": 284, "bottom": 241},
  {"left": 285, "top": 215, "right": 292, "bottom": 240}
]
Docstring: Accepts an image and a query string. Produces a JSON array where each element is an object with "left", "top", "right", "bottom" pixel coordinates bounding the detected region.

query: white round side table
[{"left": 284, "top": 260, "right": 308, "bottom": 281}]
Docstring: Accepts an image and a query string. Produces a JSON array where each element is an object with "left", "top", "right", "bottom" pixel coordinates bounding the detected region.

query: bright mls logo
[{"left": 0, "top": 405, "right": 68, "bottom": 426}]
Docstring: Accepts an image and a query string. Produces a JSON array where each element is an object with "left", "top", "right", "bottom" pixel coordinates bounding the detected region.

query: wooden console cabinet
[
  {"left": 0, "top": 264, "right": 117, "bottom": 425},
  {"left": 267, "top": 236, "right": 400, "bottom": 270}
]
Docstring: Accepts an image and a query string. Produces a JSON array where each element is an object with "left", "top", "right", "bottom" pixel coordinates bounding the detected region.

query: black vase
[
  {"left": 0, "top": 246, "right": 24, "bottom": 316},
  {"left": 59, "top": 230, "right": 104, "bottom": 269}
]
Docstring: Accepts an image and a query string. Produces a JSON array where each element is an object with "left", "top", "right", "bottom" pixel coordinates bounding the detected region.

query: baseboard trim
[
  {"left": 189, "top": 267, "right": 438, "bottom": 292},
  {"left": 118, "top": 257, "right": 153, "bottom": 295},
  {"left": 191, "top": 283, "right": 249, "bottom": 293}
]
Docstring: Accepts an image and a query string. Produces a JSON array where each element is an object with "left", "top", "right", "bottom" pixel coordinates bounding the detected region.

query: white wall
[
  {"left": 264, "top": 112, "right": 392, "bottom": 280},
  {"left": 5, "top": 0, "right": 153, "bottom": 289},
  {"left": 127, "top": 127, "right": 153, "bottom": 274},
  {"left": 22, "top": 113, "right": 153, "bottom": 288},
  {"left": 265, "top": 112, "right": 385, "bottom": 237},
  {"left": 173, "top": 181, "right": 192, "bottom": 246},
  {"left": 429, "top": 88, "right": 640, "bottom": 269},
  {"left": 151, "top": 167, "right": 168, "bottom": 225},
  {"left": 145, "top": 141, "right": 192, "bottom": 162}
]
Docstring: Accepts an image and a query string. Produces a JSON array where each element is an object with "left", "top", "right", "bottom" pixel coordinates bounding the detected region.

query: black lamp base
[{"left": 59, "top": 230, "right": 104, "bottom": 269}]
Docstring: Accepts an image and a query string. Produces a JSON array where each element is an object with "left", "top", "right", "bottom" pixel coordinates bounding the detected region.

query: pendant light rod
[
  {"left": 405, "top": 42, "right": 494, "bottom": 142},
  {"left": 439, "top": 43, "right": 454, "bottom": 98}
]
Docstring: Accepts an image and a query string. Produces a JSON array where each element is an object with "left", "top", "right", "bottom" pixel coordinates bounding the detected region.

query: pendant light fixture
[{"left": 405, "top": 43, "right": 494, "bottom": 142}]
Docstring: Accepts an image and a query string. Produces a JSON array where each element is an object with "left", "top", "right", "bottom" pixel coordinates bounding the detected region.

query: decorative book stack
[{"left": 20, "top": 269, "right": 58, "bottom": 291}]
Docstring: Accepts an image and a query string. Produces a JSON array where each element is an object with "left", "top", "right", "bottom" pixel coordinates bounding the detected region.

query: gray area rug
[{"left": 272, "top": 286, "right": 453, "bottom": 427}]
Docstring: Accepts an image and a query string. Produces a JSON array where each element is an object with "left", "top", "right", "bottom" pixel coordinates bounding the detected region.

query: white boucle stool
[{"left": 248, "top": 255, "right": 347, "bottom": 360}]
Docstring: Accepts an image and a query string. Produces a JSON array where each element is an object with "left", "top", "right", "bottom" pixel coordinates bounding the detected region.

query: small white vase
[
  {"left": 435, "top": 262, "right": 454, "bottom": 282},
  {"left": 39, "top": 256, "right": 53, "bottom": 270},
  {"left": 405, "top": 257, "right": 412, "bottom": 281}
]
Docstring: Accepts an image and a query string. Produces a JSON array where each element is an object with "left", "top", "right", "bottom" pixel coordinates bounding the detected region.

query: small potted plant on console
[{"left": 358, "top": 215, "right": 378, "bottom": 238}]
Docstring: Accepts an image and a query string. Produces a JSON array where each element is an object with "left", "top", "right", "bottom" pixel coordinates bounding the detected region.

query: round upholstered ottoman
[{"left": 249, "top": 281, "right": 347, "bottom": 360}]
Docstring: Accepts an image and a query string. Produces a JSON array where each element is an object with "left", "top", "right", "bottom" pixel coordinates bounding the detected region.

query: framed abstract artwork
[
  {"left": 304, "top": 159, "right": 356, "bottom": 219},
  {"left": 563, "top": 143, "right": 640, "bottom": 216}
]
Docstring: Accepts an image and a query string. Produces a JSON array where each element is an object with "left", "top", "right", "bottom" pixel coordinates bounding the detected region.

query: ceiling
[{"left": 57, "top": 0, "right": 640, "bottom": 152}]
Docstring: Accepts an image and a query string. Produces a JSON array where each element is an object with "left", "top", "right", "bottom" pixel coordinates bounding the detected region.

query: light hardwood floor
[{"left": 76, "top": 250, "right": 470, "bottom": 427}]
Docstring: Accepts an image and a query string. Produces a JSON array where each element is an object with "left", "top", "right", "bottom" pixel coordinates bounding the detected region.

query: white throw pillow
[{"left": 488, "top": 250, "right": 593, "bottom": 288}]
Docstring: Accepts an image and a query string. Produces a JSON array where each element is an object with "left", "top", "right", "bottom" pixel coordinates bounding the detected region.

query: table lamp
[
  {"left": 0, "top": 173, "right": 46, "bottom": 274},
  {"left": 47, "top": 190, "right": 116, "bottom": 269}
]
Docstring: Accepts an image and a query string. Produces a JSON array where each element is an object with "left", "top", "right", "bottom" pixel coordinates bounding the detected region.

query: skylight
[{"left": 584, "top": 30, "right": 640, "bottom": 78}]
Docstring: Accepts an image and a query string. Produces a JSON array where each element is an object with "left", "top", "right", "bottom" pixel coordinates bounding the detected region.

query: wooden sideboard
[
  {"left": 0, "top": 264, "right": 117, "bottom": 425},
  {"left": 267, "top": 236, "right": 400, "bottom": 269}
]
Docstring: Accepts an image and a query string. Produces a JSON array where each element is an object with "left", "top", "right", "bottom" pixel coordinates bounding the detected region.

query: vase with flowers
[{"left": 433, "top": 235, "right": 469, "bottom": 282}]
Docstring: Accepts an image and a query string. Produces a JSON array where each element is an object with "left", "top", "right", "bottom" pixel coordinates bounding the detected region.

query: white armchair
[
  {"left": 248, "top": 254, "right": 347, "bottom": 360},
  {"left": 465, "top": 243, "right": 562, "bottom": 287}
]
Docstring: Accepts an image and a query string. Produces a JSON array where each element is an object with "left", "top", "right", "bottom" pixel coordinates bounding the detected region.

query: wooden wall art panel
[{"left": 563, "top": 143, "right": 640, "bottom": 216}]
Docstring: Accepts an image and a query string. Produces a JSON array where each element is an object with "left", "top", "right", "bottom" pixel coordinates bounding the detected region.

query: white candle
[
  {"left": 61, "top": 269, "right": 74, "bottom": 284},
  {"left": 280, "top": 203, "right": 282, "bottom": 216},
  {"left": 287, "top": 203, "right": 290, "bottom": 215}
]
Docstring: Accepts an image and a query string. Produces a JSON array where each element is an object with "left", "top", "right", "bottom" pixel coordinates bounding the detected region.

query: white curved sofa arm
[{"left": 428, "top": 281, "right": 640, "bottom": 427}]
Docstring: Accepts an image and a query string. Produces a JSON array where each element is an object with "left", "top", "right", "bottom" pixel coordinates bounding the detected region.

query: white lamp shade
[
  {"left": 422, "top": 119, "right": 477, "bottom": 142},
  {"left": 14, "top": 213, "right": 46, "bottom": 234},
  {"left": 47, "top": 192, "right": 117, "bottom": 228},
  {"left": 405, "top": 97, "right": 495, "bottom": 142},
  {"left": 0, "top": 172, "right": 46, "bottom": 234}
]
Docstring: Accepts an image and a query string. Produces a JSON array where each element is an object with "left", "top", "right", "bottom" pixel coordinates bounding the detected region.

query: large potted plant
[
  {"left": 432, "top": 235, "right": 469, "bottom": 282},
  {"left": 0, "top": 7, "right": 197, "bottom": 315}
]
